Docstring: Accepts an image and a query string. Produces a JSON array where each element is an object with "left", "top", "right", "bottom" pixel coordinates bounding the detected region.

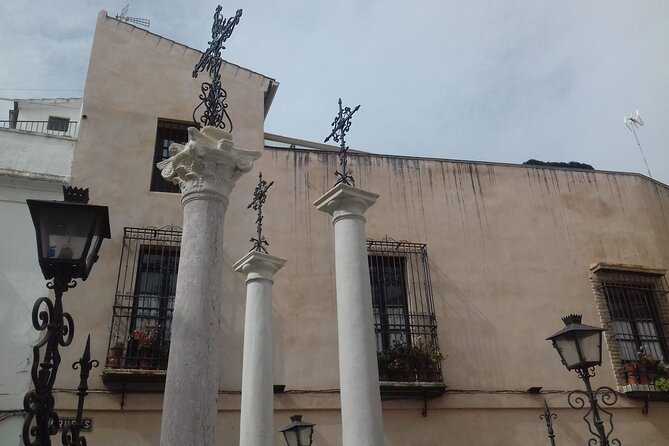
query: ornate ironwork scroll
[
  {"left": 324, "top": 98, "right": 361, "bottom": 186},
  {"left": 22, "top": 277, "right": 77, "bottom": 446},
  {"left": 567, "top": 368, "right": 621, "bottom": 446},
  {"left": 62, "top": 335, "right": 98, "bottom": 446},
  {"left": 192, "top": 5, "right": 243, "bottom": 131},
  {"left": 539, "top": 399, "right": 557, "bottom": 446},
  {"left": 247, "top": 171, "right": 274, "bottom": 253}
]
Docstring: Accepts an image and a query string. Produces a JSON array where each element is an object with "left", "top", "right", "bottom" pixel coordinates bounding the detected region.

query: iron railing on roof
[
  {"left": 0, "top": 120, "right": 79, "bottom": 138},
  {"left": 367, "top": 238, "right": 443, "bottom": 383},
  {"left": 105, "top": 226, "right": 181, "bottom": 371}
]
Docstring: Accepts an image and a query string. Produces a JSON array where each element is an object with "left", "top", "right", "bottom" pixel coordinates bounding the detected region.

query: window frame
[
  {"left": 47, "top": 116, "right": 70, "bottom": 133},
  {"left": 105, "top": 226, "right": 182, "bottom": 372},
  {"left": 367, "top": 238, "right": 443, "bottom": 384},
  {"left": 590, "top": 263, "right": 669, "bottom": 387},
  {"left": 150, "top": 118, "right": 198, "bottom": 193}
]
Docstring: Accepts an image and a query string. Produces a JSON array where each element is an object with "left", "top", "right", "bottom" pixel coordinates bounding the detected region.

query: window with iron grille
[
  {"left": 594, "top": 268, "right": 669, "bottom": 364},
  {"left": 106, "top": 226, "right": 181, "bottom": 371},
  {"left": 47, "top": 116, "right": 70, "bottom": 132},
  {"left": 150, "top": 119, "right": 195, "bottom": 193},
  {"left": 368, "top": 238, "right": 443, "bottom": 383}
]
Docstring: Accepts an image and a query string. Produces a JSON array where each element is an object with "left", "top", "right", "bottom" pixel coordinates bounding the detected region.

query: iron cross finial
[
  {"left": 192, "top": 5, "right": 243, "bottom": 131},
  {"left": 247, "top": 172, "right": 274, "bottom": 253},
  {"left": 324, "top": 98, "right": 361, "bottom": 186}
]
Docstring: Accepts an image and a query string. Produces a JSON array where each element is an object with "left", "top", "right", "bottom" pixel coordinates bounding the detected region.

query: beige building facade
[{"left": 8, "top": 11, "right": 669, "bottom": 446}]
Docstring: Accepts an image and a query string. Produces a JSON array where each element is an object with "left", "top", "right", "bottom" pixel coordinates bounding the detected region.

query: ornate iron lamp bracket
[
  {"left": 22, "top": 278, "right": 77, "bottom": 446},
  {"left": 247, "top": 171, "right": 274, "bottom": 253},
  {"left": 568, "top": 368, "right": 621, "bottom": 446},
  {"left": 192, "top": 5, "right": 243, "bottom": 131},
  {"left": 324, "top": 98, "right": 360, "bottom": 186}
]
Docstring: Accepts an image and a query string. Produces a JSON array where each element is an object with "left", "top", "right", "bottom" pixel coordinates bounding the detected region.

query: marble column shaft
[
  {"left": 314, "top": 184, "right": 385, "bottom": 446},
  {"left": 157, "top": 127, "right": 260, "bottom": 446},
  {"left": 234, "top": 251, "right": 286, "bottom": 446}
]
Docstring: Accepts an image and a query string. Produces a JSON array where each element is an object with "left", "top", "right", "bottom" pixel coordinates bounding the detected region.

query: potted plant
[
  {"left": 132, "top": 324, "right": 160, "bottom": 369},
  {"left": 108, "top": 340, "right": 125, "bottom": 368},
  {"left": 377, "top": 341, "right": 445, "bottom": 383}
]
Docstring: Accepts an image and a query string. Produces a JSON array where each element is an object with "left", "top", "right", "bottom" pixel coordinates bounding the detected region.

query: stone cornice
[{"left": 157, "top": 126, "right": 261, "bottom": 205}]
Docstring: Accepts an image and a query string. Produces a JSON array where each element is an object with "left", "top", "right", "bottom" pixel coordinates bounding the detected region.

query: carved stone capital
[
  {"left": 157, "top": 126, "right": 261, "bottom": 204},
  {"left": 313, "top": 183, "right": 379, "bottom": 224}
]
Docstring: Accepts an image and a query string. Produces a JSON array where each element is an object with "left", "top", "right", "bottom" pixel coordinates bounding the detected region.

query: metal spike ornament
[
  {"left": 324, "top": 98, "right": 361, "bottom": 186},
  {"left": 247, "top": 172, "right": 274, "bottom": 253},
  {"left": 192, "top": 5, "right": 243, "bottom": 131},
  {"left": 61, "top": 335, "right": 98, "bottom": 446}
]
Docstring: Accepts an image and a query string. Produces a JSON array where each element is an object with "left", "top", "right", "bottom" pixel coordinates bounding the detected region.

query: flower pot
[
  {"left": 624, "top": 363, "right": 639, "bottom": 385},
  {"left": 139, "top": 358, "right": 152, "bottom": 369},
  {"left": 108, "top": 347, "right": 124, "bottom": 368},
  {"left": 638, "top": 364, "right": 649, "bottom": 385},
  {"left": 138, "top": 348, "right": 153, "bottom": 369}
]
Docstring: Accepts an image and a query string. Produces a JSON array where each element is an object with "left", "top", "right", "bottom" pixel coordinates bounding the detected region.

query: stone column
[
  {"left": 314, "top": 183, "right": 384, "bottom": 446},
  {"left": 234, "top": 251, "right": 286, "bottom": 446},
  {"left": 157, "top": 126, "right": 260, "bottom": 446}
]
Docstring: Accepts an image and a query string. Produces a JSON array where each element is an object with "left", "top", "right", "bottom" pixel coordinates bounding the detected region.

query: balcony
[
  {"left": 367, "top": 238, "right": 446, "bottom": 399},
  {"left": 0, "top": 120, "right": 79, "bottom": 139},
  {"left": 102, "top": 226, "right": 181, "bottom": 383}
]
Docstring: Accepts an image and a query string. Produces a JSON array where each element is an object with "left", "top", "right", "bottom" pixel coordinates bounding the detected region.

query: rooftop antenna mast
[
  {"left": 624, "top": 110, "right": 652, "bottom": 178},
  {"left": 115, "top": 4, "right": 150, "bottom": 28}
]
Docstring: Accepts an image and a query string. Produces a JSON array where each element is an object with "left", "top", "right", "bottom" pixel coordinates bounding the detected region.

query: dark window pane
[
  {"left": 47, "top": 116, "right": 69, "bottom": 132},
  {"left": 150, "top": 120, "right": 196, "bottom": 193}
]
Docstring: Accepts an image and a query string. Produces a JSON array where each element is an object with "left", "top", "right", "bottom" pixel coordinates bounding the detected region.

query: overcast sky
[{"left": 1, "top": 1, "right": 668, "bottom": 183}]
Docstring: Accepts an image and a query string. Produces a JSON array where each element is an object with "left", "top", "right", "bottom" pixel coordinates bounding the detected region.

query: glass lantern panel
[
  {"left": 554, "top": 334, "right": 581, "bottom": 369},
  {"left": 298, "top": 427, "right": 313, "bottom": 446},
  {"left": 283, "top": 430, "right": 298, "bottom": 446},
  {"left": 85, "top": 229, "right": 101, "bottom": 272},
  {"left": 39, "top": 206, "right": 97, "bottom": 261},
  {"left": 577, "top": 331, "right": 602, "bottom": 365}
]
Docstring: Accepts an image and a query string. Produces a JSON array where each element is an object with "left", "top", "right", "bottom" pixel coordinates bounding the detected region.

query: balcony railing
[
  {"left": 105, "top": 226, "right": 181, "bottom": 372},
  {"left": 368, "top": 238, "right": 444, "bottom": 384},
  {"left": 0, "top": 120, "right": 79, "bottom": 138}
]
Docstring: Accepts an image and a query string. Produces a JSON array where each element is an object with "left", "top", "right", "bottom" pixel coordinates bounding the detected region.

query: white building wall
[
  {"left": 0, "top": 130, "right": 74, "bottom": 180},
  {"left": 0, "top": 122, "right": 72, "bottom": 445},
  {"left": 15, "top": 99, "right": 82, "bottom": 124}
]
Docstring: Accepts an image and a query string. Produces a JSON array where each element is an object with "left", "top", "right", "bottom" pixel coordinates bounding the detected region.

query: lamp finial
[{"left": 561, "top": 314, "right": 582, "bottom": 326}]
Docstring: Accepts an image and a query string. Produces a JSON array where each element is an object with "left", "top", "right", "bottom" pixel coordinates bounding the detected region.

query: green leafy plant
[
  {"left": 654, "top": 377, "right": 669, "bottom": 392},
  {"left": 377, "top": 340, "right": 445, "bottom": 382}
]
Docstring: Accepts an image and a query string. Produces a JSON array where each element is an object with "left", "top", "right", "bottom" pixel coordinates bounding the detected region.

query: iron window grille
[
  {"left": 150, "top": 119, "right": 197, "bottom": 193},
  {"left": 594, "top": 269, "right": 669, "bottom": 364},
  {"left": 46, "top": 116, "right": 70, "bottom": 132},
  {"left": 106, "top": 226, "right": 181, "bottom": 371},
  {"left": 367, "top": 238, "right": 443, "bottom": 383}
]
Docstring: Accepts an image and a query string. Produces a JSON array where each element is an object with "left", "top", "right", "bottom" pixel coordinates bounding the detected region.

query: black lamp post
[
  {"left": 547, "top": 314, "right": 621, "bottom": 446},
  {"left": 279, "top": 415, "right": 315, "bottom": 446},
  {"left": 22, "top": 186, "right": 110, "bottom": 446}
]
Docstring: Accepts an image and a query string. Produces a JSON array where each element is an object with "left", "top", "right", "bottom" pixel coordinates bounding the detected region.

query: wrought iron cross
[
  {"left": 192, "top": 5, "right": 243, "bottom": 131},
  {"left": 247, "top": 172, "right": 274, "bottom": 253},
  {"left": 324, "top": 98, "right": 360, "bottom": 186}
]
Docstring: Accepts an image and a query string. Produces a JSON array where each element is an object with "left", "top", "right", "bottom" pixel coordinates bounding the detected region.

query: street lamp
[
  {"left": 279, "top": 415, "right": 315, "bottom": 446},
  {"left": 22, "top": 186, "right": 110, "bottom": 446},
  {"left": 547, "top": 314, "right": 621, "bottom": 446}
]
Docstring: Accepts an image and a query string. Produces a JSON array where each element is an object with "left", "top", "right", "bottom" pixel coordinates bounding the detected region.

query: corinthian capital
[{"left": 157, "top": 126, "right": 261, "bottom": 203}]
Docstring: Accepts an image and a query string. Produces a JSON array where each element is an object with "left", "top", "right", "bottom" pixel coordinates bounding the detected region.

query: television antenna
[
  {"left": 115, "top": 4, "right": 150, "bottom": 28},
  {"left": 624, "top": 110, "right": 652, "bottom": 178}
]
